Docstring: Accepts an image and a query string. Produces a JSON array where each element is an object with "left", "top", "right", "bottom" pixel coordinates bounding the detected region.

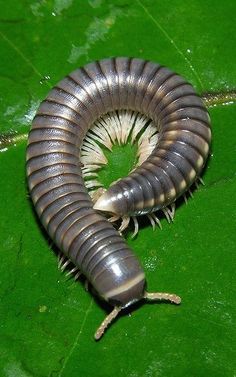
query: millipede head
[{"left": 95, "top": 290, "right": 181, "bottom": 340}]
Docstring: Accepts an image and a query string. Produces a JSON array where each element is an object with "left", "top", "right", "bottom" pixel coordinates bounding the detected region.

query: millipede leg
[
  {"left": 148, "top": 213, "right": 162, "bottom": 230},
  {"left": 198, "top": 177, "right": 205, "bottom": 185},
  {"left": 118, "top": 216, "right": 130, "bottom": 233},
  {"left": 183, "top": 194, "right": 188, "bottom": 204},
  {"left": 168, "top": 203, "right": 176, "bottom": 221},
  {"left": 74, "top": 270, "right": 82, "bottom": 281},
  {"left": 65, "top": 265, "right": 80, "bottom": 278},
  {"left": 58, "top": 253, "right": 67, "bottom": 269},
  {"left": 162, "top": 208, "right": 171, "bottom": 223},
  {"left": 61, "top": 259, "right": 70, "bottom": 272},
  {"left": 188, "top": 189, "right": 194, "bottom": 198},
  {"left": 108, "top": 215, "right": 120, "bottom": 223},
  {"left": 131, "top": 216, "right": 139, "bottom": 238}
]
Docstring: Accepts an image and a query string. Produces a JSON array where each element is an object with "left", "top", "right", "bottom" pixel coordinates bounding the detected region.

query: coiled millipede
[{"left": 26, "top": 57, "right": 211, "bottom": 340}]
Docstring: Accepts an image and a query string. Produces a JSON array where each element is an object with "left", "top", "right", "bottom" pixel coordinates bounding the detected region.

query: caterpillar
[{"left": 26, "top": 57, "right": 211, "bottom": 340}]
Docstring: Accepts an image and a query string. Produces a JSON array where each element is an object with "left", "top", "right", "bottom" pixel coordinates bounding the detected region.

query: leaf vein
[
  {"left": 0, "top": 30, "right": 50, "bottom": 87},
  {"left": 136, "top": 0, "right": 204, "bottom": 89},
  {"left": 58, "top": 298, "right": 93, "bottom": 377}
]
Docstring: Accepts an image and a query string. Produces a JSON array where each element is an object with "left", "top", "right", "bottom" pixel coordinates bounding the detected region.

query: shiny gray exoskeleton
[{"left": 26, "top": 58, "right": 211, "bottom": 339}]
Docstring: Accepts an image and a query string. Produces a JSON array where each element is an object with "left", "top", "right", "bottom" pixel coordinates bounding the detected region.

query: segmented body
[{"left": 26, "top": 57, "right": 211, "bottom": 310}]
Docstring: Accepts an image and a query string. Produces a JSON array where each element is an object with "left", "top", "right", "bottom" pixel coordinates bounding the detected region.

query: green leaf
[{"left": 0, "top": 1, "right": 235, "bottom": 376}]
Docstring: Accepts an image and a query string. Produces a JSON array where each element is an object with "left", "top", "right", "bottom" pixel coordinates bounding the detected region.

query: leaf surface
[{"left": 0, "top": 1, "right": 235, "bottom": 376}]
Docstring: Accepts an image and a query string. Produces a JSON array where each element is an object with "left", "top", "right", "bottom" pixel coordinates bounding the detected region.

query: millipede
[{"left": 26, "top": 57, "right": 211, "bottom": 340}]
